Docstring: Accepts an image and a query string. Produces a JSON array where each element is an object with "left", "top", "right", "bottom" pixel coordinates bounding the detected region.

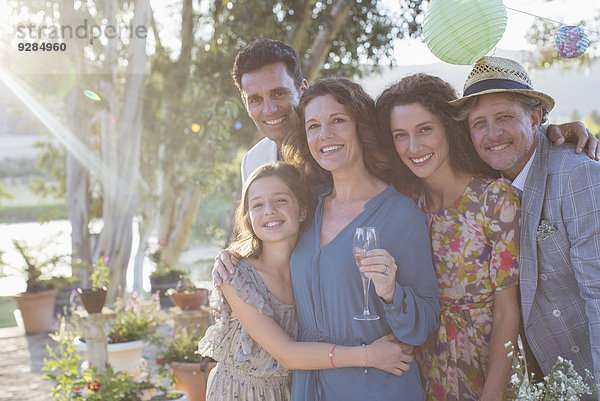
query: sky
[{"left": 391, "top": 0, "right": 599, "bottom": 65}]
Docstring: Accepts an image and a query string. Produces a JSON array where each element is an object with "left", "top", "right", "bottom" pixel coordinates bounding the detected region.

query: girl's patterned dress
[
  {"left": 197, "top": 259, "right": 297, "bottom": 401},
  {"left": 416, "top": 177, "right": 521, "bottom": 401}
]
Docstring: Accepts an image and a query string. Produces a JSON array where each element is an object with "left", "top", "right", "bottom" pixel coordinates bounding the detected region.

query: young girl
[
  {"left": 375, "top": 74, "right": 521, "bottom": 401},
  {"left": 197, "top": 162, "right": 409, "bottom": 401}
]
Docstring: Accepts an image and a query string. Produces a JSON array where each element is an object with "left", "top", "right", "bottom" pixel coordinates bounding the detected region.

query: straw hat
[{"left": 449, "top": 56, "right": 555, "bottom": 112}]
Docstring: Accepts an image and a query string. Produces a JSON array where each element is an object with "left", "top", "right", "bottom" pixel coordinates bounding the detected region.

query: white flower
[{"left": 504, "top": 340, "right": 599, "bottom": 400}]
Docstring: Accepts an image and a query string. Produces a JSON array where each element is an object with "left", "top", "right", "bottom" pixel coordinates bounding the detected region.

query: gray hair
[{"left": 454, "top": 93, "right": 549, "bottom": 124}]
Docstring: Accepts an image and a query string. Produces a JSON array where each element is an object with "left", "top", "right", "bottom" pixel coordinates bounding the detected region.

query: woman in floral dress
[{"left": 375, "top": 74, "right": 521, "bottom": 401}]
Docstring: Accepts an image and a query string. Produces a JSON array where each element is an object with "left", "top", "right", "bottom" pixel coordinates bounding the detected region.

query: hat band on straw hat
[{"left": 464, "top": 79, "right": 533, "bottom": 97}]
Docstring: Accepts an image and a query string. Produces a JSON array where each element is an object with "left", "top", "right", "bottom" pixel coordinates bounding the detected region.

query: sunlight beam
[
  {"left": 0, "top": 65, "right": 147, "bottom": 199},
  {"left": 0, "top": 65, "right": 104, "bottom": 177}
]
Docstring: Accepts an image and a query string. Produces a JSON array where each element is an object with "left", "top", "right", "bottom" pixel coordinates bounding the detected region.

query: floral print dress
[{"left": 416, "top": 177, "right": 520, "bottom": 401}]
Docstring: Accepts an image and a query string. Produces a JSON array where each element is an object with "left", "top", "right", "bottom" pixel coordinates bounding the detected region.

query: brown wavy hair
[
  {"left": 375, "top": 73, "right": 498, "bottom": 192},
  {"left": 227, "top": 162, "right": 313, "bottom": 259},
  {"left": 282, "top": 77, "right": 399, "bottom": 189}
]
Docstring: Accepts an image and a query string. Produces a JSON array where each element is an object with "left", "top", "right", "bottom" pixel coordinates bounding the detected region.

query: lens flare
[
  {"left": 234, "top": 121, "right": 242, "bottom": 130},
  {"left": 83, "top": 90, "right": 101, "bottom": 101}
]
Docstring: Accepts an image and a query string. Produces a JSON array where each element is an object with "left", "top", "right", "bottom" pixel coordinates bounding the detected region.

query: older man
[{"left": 452, "top": 56, "right": 600, "bottom": 399}]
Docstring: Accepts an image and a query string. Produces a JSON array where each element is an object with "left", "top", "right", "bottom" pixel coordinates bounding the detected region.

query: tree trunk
[
  {"left": 98, "top": 0, "right": 151, "bottom": 302},
  {"left": 162, "top": 187, "right": 203, "bottom": 268},
  {"left": 303, "top": 0, "right": 353, "bottom": 82},
  {"left": 287, "top": 1, "right": 316, "bottom": 55},
  {"left": 60, "top": 0, "right": 92, "bottom": 283},
  {"left": 155, "top": 0, "right": 200, "bottom": 269},
  {"left": 173, "top": 0, "right": 194, "bottom": 92},
  {"left": 132, "top": 215, "right": 154, "bottom": 294},
  {"left": 157, "top": 168, "right": 177, "bottom": 253}
]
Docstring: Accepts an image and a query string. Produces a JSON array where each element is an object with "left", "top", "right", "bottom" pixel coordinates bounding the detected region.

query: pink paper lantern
[{"left": 555, "top": 25, "right": 589, "bottom": 59}]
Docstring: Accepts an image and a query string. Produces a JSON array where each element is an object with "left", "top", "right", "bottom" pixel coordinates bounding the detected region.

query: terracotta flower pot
[
  {"left": 13, "top": 288, "right": 57, "bottom": 334},
  {"left": 169, "top": 289, "right": 208, "bottom": 311},
  {"left": 150, "top": 277, "right": 181, "bottom": 308},
  {"left": 170, "top": 360, "right": 216, "bottom": 401},
  {"left": 77, "top": 288, "right": 107, "bottom": 314}
]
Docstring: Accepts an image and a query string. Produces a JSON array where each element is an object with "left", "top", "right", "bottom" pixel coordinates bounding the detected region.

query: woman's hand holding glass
[{"left": 358, "top": 249, "right": 397, "bottom": 304}]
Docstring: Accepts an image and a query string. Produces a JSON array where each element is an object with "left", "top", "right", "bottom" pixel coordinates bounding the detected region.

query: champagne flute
[{"left": 353, "top": 226, "right": 380, "bottom": 321}]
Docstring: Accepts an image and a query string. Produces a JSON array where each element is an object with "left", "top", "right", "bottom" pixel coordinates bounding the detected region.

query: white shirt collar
[{"left": 510, "top": 148, "right": 536, "bottom": 192}]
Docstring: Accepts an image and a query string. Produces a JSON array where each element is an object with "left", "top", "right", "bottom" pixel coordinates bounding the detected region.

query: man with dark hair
[
  {"left": 453, "top": 56, "right": 600, "bottom": 400},
  {"left": 231, "top": 39, "right": 308, "bottom": 183}
]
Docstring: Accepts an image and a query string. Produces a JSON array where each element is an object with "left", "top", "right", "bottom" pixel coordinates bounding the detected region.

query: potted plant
[
  {"left": 7, "top": 239, "right": 67, "bottom": 334},
  {"left": 148, "top": 247, "right": 191, "bottom": 308},
  {"left": 167, "top": 282, "right": 209, "bottom": 312},
  {"left": 45, "top": 317, "right": 187, "bottom": 401},
  {"left": 77, "top": 257, "right": 110, "bottom": 314},
  {"left": 75, "top": 291, "right": 164, "bottom": 377},
  {"left": 156, "top": 331, "right": 216, "bottom": 401}
]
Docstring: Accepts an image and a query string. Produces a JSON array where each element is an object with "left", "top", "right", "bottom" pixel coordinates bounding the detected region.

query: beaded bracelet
[{"left": 329, "top": 344, "right": 338, "bottom": 369}]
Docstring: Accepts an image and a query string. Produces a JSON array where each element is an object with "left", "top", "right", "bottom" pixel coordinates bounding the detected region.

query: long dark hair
[
  {"left": 375, "top": 73, "right": 498, "bottom": 192},
  {"left": 283, "top": 77, "right": 399, "bottom": 189},
  {"left": 227, "top": 162, "right": 313, "bottom": 259}
]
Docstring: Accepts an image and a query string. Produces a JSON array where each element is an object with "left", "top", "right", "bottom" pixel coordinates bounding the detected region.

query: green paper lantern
[{"left": 423, "top": 0, "right": 507, "bottom": 65}]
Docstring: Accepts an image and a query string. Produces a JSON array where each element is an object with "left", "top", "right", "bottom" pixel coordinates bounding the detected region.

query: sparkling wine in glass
[{"left": 353, "top": 226, "right": 380, "bottom": 321}]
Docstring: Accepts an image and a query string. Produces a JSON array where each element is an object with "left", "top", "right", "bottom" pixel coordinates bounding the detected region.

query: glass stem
[{"left": 363, "top": 278, "right": 370, "bottom": 316}]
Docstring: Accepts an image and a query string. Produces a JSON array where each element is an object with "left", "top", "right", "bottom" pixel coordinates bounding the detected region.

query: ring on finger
[{"left": 384, "top": 266, "right": 391, "bottom": 276}]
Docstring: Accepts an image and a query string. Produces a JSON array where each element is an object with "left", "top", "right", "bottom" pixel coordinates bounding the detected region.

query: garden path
[
  {"left": 0, "top": 325, "right": 167, "bottom": 401},
  {"left": 0, "top": 327, "right": 53, "bottom": 401}
]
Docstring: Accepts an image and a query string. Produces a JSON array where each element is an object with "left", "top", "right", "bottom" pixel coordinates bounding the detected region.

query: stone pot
[
  {"left": 169, "top": 289, "right": 208, "bottom": 311},
  {"left": 75, "top": 337, "right": 147, "bottom": 378},
  {"left": 13, "top": 288, "right": 58, "bottom": 334},
  {"left": 77, "top": 288, "right": 107, "bottom": 314},
  {"left": 170, "top": 360, "right": 216, "bottom": 401}
]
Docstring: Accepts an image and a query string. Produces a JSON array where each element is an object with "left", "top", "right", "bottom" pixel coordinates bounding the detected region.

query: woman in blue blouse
[{"left": 282, "top": 77, "right": 439, "bottom": 400}]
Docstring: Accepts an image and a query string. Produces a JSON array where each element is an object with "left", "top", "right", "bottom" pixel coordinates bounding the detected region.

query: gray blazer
[{"left": 520, "top": 133, "right": 600, "bottom": 391}]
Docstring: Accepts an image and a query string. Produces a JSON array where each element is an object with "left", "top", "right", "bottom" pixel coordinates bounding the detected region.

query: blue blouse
[{"left": 290, "top": 185, "right": 440, "bottom": 401}]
